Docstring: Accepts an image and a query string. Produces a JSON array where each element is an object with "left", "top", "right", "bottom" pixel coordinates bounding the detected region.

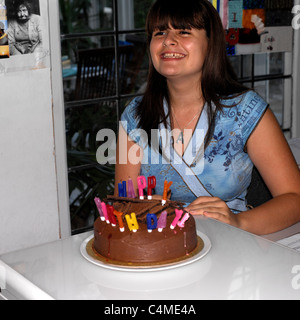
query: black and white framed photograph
[
  {"left": 6, "top": 0, "right": 42, "bottom": 55},
  {"left": 0, "top": 0, "right": 50, "bottom": 72}
]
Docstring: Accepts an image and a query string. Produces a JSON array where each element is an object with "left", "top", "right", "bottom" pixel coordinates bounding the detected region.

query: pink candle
[
  {"left": 170, "top": 209, "right": 183, "bottom": 229},
  {"left": 157, "top": 210, "right": 168, "bottom": 232},
  {"left": 127, "top": 178, "right": 136, "bottom": 198},
  {"left": 147, "top": 176, "right": 156, "bottom": 200},
  {"left": 101, "top": 202, "right": 110, "bottom": 224},
  {"left": 177, "top": 212, "right": 190, "bottom": 228},
  {"left": 137, "top": 176, "right": 147, "bottom": 199},
  {"left": 94, "top": 197, "right": 105, "bottom": 221}
]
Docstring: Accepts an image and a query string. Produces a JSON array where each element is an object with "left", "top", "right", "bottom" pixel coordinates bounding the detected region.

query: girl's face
[{"left": 150, "top": 26, "right": 208, "bottom": 82}]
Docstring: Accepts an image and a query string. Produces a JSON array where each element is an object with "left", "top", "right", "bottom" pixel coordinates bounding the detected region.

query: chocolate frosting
[{"left": 93, "top": 197, "right": 198, "bottom": 263}]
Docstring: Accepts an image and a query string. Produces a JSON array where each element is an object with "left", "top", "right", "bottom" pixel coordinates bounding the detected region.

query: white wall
[
  {"left": 0, "top": 69, "right": 60, "bottom": 254},
  {"left": 0, "top": 0, "right": 70, "bottom": 255}
]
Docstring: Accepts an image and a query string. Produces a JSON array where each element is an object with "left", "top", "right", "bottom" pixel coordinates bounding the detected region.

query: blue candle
[
  {"left": 147, "top": 214, "right": 158, "bottom": 233},
  {"left": 122, "top": 180, "right": 127, "bottom": 198},
  {"left": 118, "top": 181, "right": 124, "bottom": 197}
]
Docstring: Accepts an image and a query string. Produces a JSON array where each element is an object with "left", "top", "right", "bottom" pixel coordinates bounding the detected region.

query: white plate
[{"left": 80, "top": 231, "right": 211, "bottom": 272}]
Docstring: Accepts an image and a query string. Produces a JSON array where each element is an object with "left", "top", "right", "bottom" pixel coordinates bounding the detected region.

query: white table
[{"left": 1, "top": 216, "right": 300, "bottom": 300}]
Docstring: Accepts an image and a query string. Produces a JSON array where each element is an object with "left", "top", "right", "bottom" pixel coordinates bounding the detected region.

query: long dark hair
[{"left": 136, "top": 0, "right": 249, "bottom": 148}]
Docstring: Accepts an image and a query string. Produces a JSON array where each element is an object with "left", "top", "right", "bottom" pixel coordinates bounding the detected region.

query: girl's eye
[
  {"left": 154, "top": 31, "right": 166, "bottom": 37},
  {"left": 179, "top": 30, "right": 191, "bottom": 35}
]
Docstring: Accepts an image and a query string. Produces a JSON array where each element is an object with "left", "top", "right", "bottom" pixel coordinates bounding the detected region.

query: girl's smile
[{"left": 160, "top": 52, "right": 186, "bottom": 60}]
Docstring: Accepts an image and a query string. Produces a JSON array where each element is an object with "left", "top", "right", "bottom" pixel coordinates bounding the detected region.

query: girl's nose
[{"left": 163, "top": 31, "right": 177, "bottom": 47}]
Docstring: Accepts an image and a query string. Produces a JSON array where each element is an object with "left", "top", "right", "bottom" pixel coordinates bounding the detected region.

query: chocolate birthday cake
[{"left": 92, "top": 196, "right": 199, "bottom": 265}]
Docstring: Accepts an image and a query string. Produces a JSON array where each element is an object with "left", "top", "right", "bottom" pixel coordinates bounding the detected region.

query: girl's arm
[
  {"left": 188, "top": 109, "right": 300, "bottom": 235},
  {"left": 238, "top": 108, "right": 300, "bottom": 234}
]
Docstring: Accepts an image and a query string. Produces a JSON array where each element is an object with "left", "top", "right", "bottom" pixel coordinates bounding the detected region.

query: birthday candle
[
  {"left": 177, "top": 212, "right": 190, "bottom": 228},
  {"left": 127, "top": 178, "right": 136, "bottom": 198},
  {"left": 137, "top": 176, "right": 147, "bottom": 200},
  {"left": 106, "top": 204, "right": 117, "bottom": 226},
  {"left": 170, "top": 209, "right": 183, "bottom": 229},
  {"left": 157, "top": 210, "right": 168, "bottom": 232},
  {"left": 125, "top": 213, "right": 139, "bottom": 232},
  {"left": 101, "top": 202, "right": 110, "bottom": 224},
  {"left": 147, "top": 176, "right": 156, "bottom": 200},
  {"left": 146, "top": 214, "right": 158, "bottom": 233},
  {"left": 118, "top": 181, "right": 124, "bottom": 197},
  {"left": 122, "top": 180, "right": 127, "bottom": 198},
  {"left": 162, "top": 180, "right": 173, "bottom": 205},
  {"left": 94, "top": 197, "right": 105, "bottom": 221},
  {"left": 114, "top": 210, "right": 125, "bottom": 232}
]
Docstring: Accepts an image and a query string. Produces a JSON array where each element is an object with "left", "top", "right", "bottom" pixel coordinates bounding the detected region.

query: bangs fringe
[{"left": 146, "top": 1, "right": 206, "bottom": 38}]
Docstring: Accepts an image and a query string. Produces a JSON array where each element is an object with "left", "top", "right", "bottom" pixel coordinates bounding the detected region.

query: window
[
  {"left": 228, "top": 52, "right": 292, "bottom": 132},
  {"left": 59, "top": 0, "right": 293, "bottom": 234},
  {"left": 60, "top": 0, "right": 153, "bottom": 234}
]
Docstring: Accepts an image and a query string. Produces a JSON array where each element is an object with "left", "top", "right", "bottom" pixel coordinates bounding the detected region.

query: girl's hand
[{"left": 186, "top": 196, "right": 240, "bottom": 228}]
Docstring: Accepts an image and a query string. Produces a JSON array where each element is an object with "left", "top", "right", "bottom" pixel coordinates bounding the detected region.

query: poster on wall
[
  {"left": 0, "top": 1, "right": 9, "bottom": 58},
  {"left": 208, "top": 0, "right": 294, "bottom": 55},
  {"left": 0, "top": 0, "right": 50, "bottom": 73}
]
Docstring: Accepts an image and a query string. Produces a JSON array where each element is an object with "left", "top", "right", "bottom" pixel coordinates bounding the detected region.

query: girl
[{"left": 115, "top": 0, "right": 300, "bottom": 235}]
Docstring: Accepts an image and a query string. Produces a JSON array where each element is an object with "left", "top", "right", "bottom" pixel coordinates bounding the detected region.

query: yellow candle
[{"left": 125, "top": 213, "right": 139, "bottom": 232}]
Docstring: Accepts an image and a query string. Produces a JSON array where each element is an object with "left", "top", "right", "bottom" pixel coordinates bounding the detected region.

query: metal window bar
[
  {"left": 239, "top": 54, "right": 292, "bottom": 134},
  {"left": 62, "top": 0, "right": 146, "bottom": 115}
]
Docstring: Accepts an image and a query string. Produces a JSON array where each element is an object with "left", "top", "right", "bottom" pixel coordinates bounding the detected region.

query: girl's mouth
[{"left": 161, "top": 53, "right": 186, "bottom": 59}]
